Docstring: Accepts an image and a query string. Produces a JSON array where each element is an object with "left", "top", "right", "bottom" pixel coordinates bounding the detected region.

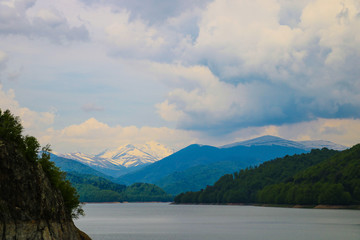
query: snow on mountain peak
[
  {"left": 221, "top": 135, "right": 347, "bottom": 151},
  {"left": 62, "top": 142, "right": 175, "bottom": 169},
  {"left": 222, "top": 135, "right": 303, "bottom": 149},
  {"left": 138, "top": 141, "right": 174, "bottom": 160}
]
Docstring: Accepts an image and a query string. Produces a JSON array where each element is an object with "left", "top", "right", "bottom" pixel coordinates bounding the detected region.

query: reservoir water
[{"left": 74, "top": 203, "right": 360, "bottom": 240}]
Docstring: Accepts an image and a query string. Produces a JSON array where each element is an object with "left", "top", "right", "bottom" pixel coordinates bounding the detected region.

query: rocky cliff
[{"left": 0, "top": 140, "right": 90, "bottom": 240}]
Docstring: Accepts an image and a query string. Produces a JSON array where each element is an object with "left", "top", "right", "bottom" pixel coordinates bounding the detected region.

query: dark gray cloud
[{"left": 0, "top": 0, "right": 89, "bottom": 43}]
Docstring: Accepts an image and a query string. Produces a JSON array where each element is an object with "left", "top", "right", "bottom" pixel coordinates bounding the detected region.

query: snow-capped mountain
[
  {"left": 58, "top": 142, "right": 174, "bottom": 169},
  {"left": 221, "top": 135, "right": 347, "bottom": 151}
]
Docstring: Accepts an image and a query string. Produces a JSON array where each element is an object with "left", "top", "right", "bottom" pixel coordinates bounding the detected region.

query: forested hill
[
  {"left": 66, "top": 173, "right": 173, "bottom": 202},
  {"left": 257, "top": 144, "right": 360, "bottom": 205},
  {"left": 174, "top": 147, "right": 356, "bottom": 205}
]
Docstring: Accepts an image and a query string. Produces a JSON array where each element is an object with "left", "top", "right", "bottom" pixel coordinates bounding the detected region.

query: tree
[
  {"left": 0, "top": 109, "right": 23, "bottom": 145},
  {"left": 0, "top": 108, "right": 84, "bottom": 219}
]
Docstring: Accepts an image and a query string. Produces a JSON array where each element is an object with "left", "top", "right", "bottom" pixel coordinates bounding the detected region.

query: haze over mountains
[{"left": 51, "top": 135, "right": 347, "bottom": 195}]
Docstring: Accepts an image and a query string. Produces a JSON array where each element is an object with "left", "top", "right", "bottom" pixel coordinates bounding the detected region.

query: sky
[{"left": 0, "top": 0, "right": 359, "bottom": 153}]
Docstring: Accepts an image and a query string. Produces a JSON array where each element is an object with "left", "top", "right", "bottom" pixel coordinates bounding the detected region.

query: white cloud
[
  {"left": 190, "top": 0, "right": 302, "bottom": 80},
  {"left": 0, "top": 84, "right": 54, "bottom": 132},
  {"left": 41, "top": 117, "right": 199, "bottom": 154},
  {"left": 299, "top": 0, "right": 360, "bottom": 66},
  {"left": 156, "top": 100, "right": 185, "bottom": 122},
  {"left": 105, "top": 11, "right": 166, "bottom": 59}
]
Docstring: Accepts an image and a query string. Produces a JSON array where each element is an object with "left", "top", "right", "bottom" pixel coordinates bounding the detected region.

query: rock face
[{"left": 0, "top": 141, "right": 90, "bottom": 240}]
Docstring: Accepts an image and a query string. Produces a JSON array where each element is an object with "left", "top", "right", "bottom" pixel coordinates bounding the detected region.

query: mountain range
[{"left": 51, "top": 135, "right": 347, "bottom": 195}]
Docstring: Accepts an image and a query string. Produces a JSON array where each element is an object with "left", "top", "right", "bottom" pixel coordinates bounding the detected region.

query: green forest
[
  {"left": 66, "top": 173, "right": 173, "bottom": 202},
  {"left": 174, "top": 146, "right": 360, "bottom": 206}
]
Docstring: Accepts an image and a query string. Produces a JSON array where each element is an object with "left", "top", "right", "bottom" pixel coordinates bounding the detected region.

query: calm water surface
[{"left": 75, "top": 203, "right": 360, "bottom": 240}]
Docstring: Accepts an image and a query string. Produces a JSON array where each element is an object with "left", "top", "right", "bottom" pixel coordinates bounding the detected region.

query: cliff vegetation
[{"left": 0, "top": 109, "right": 90, "bottom": 239}]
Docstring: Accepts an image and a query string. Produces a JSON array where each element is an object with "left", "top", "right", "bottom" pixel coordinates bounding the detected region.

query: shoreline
[
  {"left": 172, "top": 202, "right": 360, "bottom": 210},
  {"left": 82, "top": 201, "right": 360, "bottom": 210}
]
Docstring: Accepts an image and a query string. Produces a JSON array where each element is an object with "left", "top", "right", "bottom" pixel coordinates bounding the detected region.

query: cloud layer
[
  {"left": 2, "top": 82, "right": 360, "bottom": 153},
  {"left": 155, "top": 0, "right": 360, "bottom": 132},
  {"left": 0, "top": 0, "right": 359, "bottom": 152}
]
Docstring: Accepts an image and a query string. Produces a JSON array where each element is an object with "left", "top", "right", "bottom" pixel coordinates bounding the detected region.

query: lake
[{"left": 74, "top": 203, "right": 360, "bottom": 240}]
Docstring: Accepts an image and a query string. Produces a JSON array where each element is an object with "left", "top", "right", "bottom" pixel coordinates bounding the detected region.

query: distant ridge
[{"left": 221, "top": 135, "right": 347, "bottom": 151}]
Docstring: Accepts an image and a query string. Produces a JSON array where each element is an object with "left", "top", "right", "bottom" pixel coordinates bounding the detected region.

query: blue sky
[{"left": 0, "top": 0, "right": 359, "bottom": 153}]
